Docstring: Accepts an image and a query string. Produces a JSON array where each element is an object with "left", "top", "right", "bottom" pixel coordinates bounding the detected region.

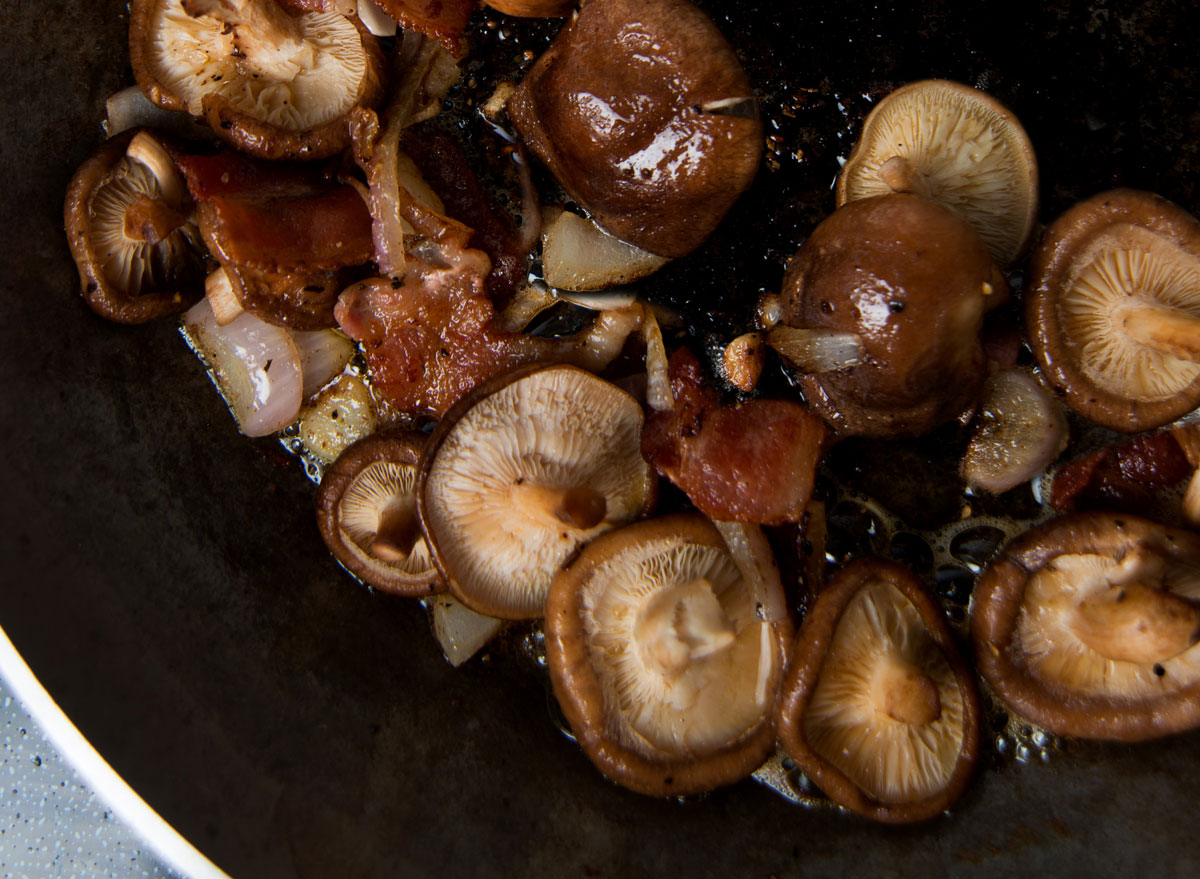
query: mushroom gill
[
  {"left": 803, "top": 579, "right": 966, "bottom": 805},
  {"left": 546, "top": 514, "right": 793, "bottom": 796},
  {"left": 777, "top": 558, "right": 979, "bottom": 822},
  {"left": 837, "top": 79, "right": 1038, "bottom": 267},
  {"left": 1027, "top": 189, "right": 1200, "bottom": 432},
  {"left": 418, "top": 364, "right": 656, "bottom": 619},
  {"left": 972, "top": 511, "right": 1200, "bottom": 741}
]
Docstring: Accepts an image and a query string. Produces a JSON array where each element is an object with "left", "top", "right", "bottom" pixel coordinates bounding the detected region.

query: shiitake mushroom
[
  {"left": 1026, "top": 189, "right": 1200, "bottom": 433},
  {"left": 546, "top": 514, "right": 793, "bottom": 797},
  {"left": 765, "top": 192, "right": 1007, "bottom": 438},
  {"left": 777, "top": 558, "right": 981, "bottom": 823},
  {"left": 316, "top": 428, "right": 441, "bottom": 597},
  {"left": 972, "top": 511, "right": 1200, "bottom": 742},
  {"left": 507, "top": 0, "right": 762, "bottom": 259}
]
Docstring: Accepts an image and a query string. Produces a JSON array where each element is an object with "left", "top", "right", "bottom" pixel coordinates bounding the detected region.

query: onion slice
[
  {"left": 713, "top": 520, "right": 788, "bottom": 623},
  {"left": 542, "top": 210, "right": 671, "bottom": 292},
  {"left": 767, "top": 326, "right": 865, "bottom": 373},
  {"left": 182, "top": 299, "right": 303, "bottom": 437},
  {"left": 291, "top": 329, "right": 357, "bottom": 399},
  {"left": 429, "top": 596, "right": 505, "bottom": 667}
]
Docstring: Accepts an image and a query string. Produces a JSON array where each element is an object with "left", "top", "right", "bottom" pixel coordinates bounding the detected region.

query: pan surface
[{"left": 2, "top": 1, "right": 1199, "bottom": 877}]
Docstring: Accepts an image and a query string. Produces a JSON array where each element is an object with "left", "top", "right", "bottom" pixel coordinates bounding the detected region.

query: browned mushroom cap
[
  {"left": 546, "top": 513, "right": 793, "bottom": 797},
  {"left": 1026, "top": 189, "right": 1200, "bottom": 433},
  {"left": 770, "top": 192, "right": 1008, "bottom": 438},
  {"left": 971, "top": 511, "right": 1200, "bottom": 741},
  {"left": 777, "top": 558, "right": 980, "bottom": 823},
  {"left": 484, "top": 0, "right": 574, "bottom": 17},
  {"left": 316, "top": 428, "right": 441, "bottom": 597},
  {"left": 130, "top": 0, "right": 385, "bottom": 160},
  {"left": 507, "top": 0, "right": 762, "bottom": 258},
  {"left": 837, "top": 80, "right": 1038, "bottom": 268},
  {"left": 418, "top": 363, "right": 657, "bottom": 619},
  {"left": 64, "top": 129, "right": 207, "bottom": 323}
]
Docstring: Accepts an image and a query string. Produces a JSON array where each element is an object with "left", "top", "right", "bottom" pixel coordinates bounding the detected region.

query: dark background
[{"left": 2, "top": 2, "right": 1198, "bottom": 877}]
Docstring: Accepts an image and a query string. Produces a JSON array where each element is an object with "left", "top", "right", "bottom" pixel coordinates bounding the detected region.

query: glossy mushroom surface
[
  {"left": 130, "top": 0, "right": 386, "bottom": 160},
  {"left": 772, "top": 192, "right": 1007, "bottom": 438},
  {"left": 836, "top": 79, "right": 1038, "bottom": 268},
  {"left": 972, "top": 511, "right": 1200, "bottom": 741},
  {"left": 316, "top": 428, "right": 441, "bottom": 597},
  {"left": 418, "top": 363, "right": 656, "bottom": 619},
  {"left": 507, "top": 0, "right": 762, "bottom": 258},
  {"left": 546, "top": 513, "right": 793, "bottom": 797},
  {"left": 1026, "top": 189, "right": 1200, "bottom": 433},
  {"left": 777, "top": 558, "right": 980, "bottom": 823},
  {"left": 64, "top": 128, "right": 206, "bottom": 323}
]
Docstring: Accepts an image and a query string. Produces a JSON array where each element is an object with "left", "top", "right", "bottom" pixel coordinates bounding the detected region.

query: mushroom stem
[
  {"left": 871, "top": 656, "right": 942, "bottom": 726},
  {"left": 766, "top": 326, "right": 865, "bottom": 373},
  {"left": 371, "top": 499, "right": 421, "bottom": 563},
  {"left": 123, "top": 195, "right": 188, "bottom": 245},
  {"left": 126, "top": 131, "right": 188, "bottom": 209},
  {"left": 205, "top": 268, "right": 245, "bottom": 326},
  {"left": 1120, "top": 303, "right": 1200, "bottom": 363},
  {"left": 877, "top": 156, "right": 933, "bottom": 200},
  {"left": 634, "top": 577, "right": 737, "bottom": 676},
  {"left": 181, "top": 0, "right": 312, "bottom": 74},
  {"left": 1073, "top": 579, "right": 1200, "bottom": 665},
  {"left": 512, "top": 482, "right": 608, "bottom": 530},
  {"left": 722, "top": 332, "right": 765, "bottom": 392}
]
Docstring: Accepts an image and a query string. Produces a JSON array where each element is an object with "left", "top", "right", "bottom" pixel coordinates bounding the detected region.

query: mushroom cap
[
  {"left": 316, "top": 428, "right": 441, "bottom": 597},
  {"left": 545, "top": 513, "right": 794, "bottom": 797},
  {"left": 418, "top": 363, "right": 657, "bottom": 620},
  {"left": 971, "top": 511, "right": 1200, "bottom": 741},
  {"left": 1026, "top": 189, "right": 1200, "bottom": 433},
  {"left": 777, "top": 192, "right": 1007, "bottom": 438},
  {"left": 836, "top": 79, "right": 1038, "bottom": 268},
  {"left": 776, "top": 558, "right": 981, "bottom": 823},
  {"left": 507, "top": 0, "right": 762, "bottom": 258},
  {"left": 64, "top": 128, "right": 206, "bottom": 323},
  {"left": 130, "top": 0, "right": 385, "bottom": 160}
]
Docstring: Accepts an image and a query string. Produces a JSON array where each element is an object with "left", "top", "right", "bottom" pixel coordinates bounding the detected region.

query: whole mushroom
[
  {"left": 65, "top": 129, "right": 207, "bottom": 323},
  {"left": 765, "top": 192, "right": 1008, "bottom": 438},
  {"left": 130, "top": 0, "right": 386, "bottom": 160},
  {"left": 507, "top": 0, "right": 762, "bottom": 259},
  {"left": 1026, "top": 189, "right": 1200, "bottom": 433},
  {"left": 972, "top": 511, "right": 1200, "bottom": 741}
]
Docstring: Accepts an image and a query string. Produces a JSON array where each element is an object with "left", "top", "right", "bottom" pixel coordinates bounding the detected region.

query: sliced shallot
[
  {"left": 291, "top": 329, "right": 357, "bottom": 399},
  {"left": 541, "top": 210, "right": 670, "bottom": 292},
  {"left": 182, "top": 298, "right": 303, "bottom": 437}
]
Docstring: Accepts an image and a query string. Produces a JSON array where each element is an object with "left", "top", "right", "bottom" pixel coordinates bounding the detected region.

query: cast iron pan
[{"left": 2, "top": 2, "right": 1199, "bottom": 877}]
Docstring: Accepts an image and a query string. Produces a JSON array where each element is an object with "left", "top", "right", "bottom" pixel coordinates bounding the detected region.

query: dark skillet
[{"left": 2, "top": 2, "right": 1199, "bottom": 877}]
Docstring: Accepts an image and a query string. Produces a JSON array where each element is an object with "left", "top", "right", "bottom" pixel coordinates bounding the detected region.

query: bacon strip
[{"left": 643, "top": 348, "right": 827, "bottom": 524}]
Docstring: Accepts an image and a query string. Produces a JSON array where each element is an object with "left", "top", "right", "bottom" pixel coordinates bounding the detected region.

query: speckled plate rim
[{"left": 0, "top": 625, "right": 229, "bottom": 879}]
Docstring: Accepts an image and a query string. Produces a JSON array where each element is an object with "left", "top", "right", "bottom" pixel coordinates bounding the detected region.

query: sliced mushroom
[
  {"left": 961, "top": 368, "right": 1069, "bottom": 494},
  {"left": 837, "top": 79, "right": 1038, "bottom": 268},
  {"left": 771, "top": 192, "right": 1007, "bottom": 438},
  {"left": 546, "top": 514, "right": 793, "bottom": 796},
  {"left": 1026, "top": 189, "right": 1200, "bottom": 432},
  {"left": 316, "top": 429, "right": 441, "bottom": 596},
  {"left": 130, "top": 0, "right": 385, "bottom": 160},
  {"left": 64, "top": 129, "right": 206, "bottom": 323},
  {"left": 777, "top": 558, "right": 980, "bottom": 823},
  {"left": 418, "top": 364, "right": 657, "bottom": 619},
  {"left": 972, "top": 511, "right": 1200, "bottom": 741},
  {"left": 507, "top": 0, "right": 762, "bottom": 258}
]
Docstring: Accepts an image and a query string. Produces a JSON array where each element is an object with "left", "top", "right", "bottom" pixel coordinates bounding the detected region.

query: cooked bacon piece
[
  {"left": 373, "top": 0, "right": 473, "bottom": 56},
  {"left": 225, "top": 263, "right": 350, "bottom": 331},
  {"left": 177, "top": 151, "right": 374, "bottom": 272},
  {"left": 643, "top": 348, "right": 827, "bottom": 524},
  {"left": 403, "top": 124, "right": 534, "bottom": 305},
  {"left": 1048, "top": 431, "right": 1192, "bottom": 512},
  {"left": 335, "top": 253, "right": 543, "bottom": 416}
]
